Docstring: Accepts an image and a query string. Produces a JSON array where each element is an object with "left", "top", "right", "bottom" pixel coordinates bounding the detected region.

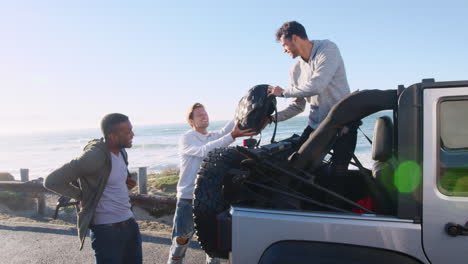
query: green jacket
[{"left": 44, "top": 138, "right": 130, "bottom": 249}]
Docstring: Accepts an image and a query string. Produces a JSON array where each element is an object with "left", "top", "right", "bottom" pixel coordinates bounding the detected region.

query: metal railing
[{"left": 0, "top": 167, "right": 176, "bottom": 216}]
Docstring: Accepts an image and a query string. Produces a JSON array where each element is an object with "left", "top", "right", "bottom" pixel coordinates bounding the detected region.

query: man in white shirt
[{"left": 167, "top": 103, "right": 256, "bottom": 264}]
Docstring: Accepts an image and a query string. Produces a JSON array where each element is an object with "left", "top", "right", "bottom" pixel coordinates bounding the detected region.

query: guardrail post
[
  {"left": 138, "top": 167, "right": 147, "bottom": 194},
  {"left": 36, "top": 177, "right": 45, "bottom": 216},
  {"left": 20, "top": 168, "right": 29, "bottom": 182},
  {"left": 37, "top": 194, "right": 46, "bottom": 216}
]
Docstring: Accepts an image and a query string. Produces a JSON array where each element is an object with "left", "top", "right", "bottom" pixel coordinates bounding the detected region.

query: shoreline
[{"left": 2, "top": 168, "right": 181, "bottom": 185}]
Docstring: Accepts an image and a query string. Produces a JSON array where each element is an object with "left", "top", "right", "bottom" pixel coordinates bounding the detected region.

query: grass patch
[
  {"left": 0, "top": 191, "right": 36, "bottom": 211},
  {"left": 147, "top": 168, "right": 179, "bottom": 192},
  {"left": 150, "top": 175, "right": 179, "bottom": 192},
  {"left": 0, "top": 191, "right": 22, "bottom": 200},
  {"left": 155, "top": 168, "right": 179, "bottom": 177},
  {"left": 148, "top": 207, "right": 176, "bottom": 218}
]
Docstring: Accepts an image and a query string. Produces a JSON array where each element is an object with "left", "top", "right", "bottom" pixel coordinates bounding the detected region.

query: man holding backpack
[
  {"left": 167, "top": 103, "right": 256, "bottom": 264},
  {"left": 44, "top": 113, "right": 142, "bottom": 264},
  {"left": 267, "top": 21, "right": 357, "bottom": 196}
]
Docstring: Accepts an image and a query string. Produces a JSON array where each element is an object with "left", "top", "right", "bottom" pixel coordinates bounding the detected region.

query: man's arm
[
  {"left": 275, "top": 97, "right": 306, "bottom": 122},
  {"left": 44, "top": 149, "right": 106, "bottom": 200},
  {"left": 209, "top": 120, "right": 235, "bottom": 139},
  {"left": 181, "top": 124, "right": 256, "bottom": 158},
  {"left": 180, "top": 132, "right": 235, "bottom": 158}
]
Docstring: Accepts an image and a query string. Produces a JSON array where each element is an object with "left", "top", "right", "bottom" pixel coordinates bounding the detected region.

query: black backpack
[{"left": 235, "top": 84, "right": 278, "bottom": 143}]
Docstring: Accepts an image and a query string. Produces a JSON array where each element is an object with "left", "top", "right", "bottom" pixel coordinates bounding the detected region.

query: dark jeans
[
  {"left": 299, "top": 125, "right": 358, "bottom": 195},
  {"left": 90, "top": 218, "right": 142, "bottom": 264}
]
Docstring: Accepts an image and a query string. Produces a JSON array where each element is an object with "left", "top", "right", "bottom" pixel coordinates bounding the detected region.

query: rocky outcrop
[{"left": 0, "top": 172, "right": 15, "bottom": 181}]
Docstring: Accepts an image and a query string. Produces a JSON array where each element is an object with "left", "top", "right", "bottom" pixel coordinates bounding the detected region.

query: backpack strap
[
  {"left": 120, "top": 149, "right": 129, "bottom": 165},
  {"left": 270, "top": 106, "right": 278, "bottom": 144},
  {"left": 120, "top": 149, "right": 131, "bottom": 178},
  {"left": 256, "top": 105, "right": 279, "bottom": 148}
]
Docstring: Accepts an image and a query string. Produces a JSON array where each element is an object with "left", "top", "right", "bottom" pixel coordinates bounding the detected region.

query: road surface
[{"left": 0, "top": 220, "right": 215, "bottom": 264}]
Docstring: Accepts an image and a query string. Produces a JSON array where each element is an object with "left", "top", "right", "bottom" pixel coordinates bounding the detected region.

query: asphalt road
[{"left": 0, "top": 221, "right": 213, "bottom": 264}]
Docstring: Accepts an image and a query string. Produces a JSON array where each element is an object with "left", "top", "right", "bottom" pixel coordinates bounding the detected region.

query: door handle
[{"left": 446, "top": 222, "right": 468, "bottom": 237}]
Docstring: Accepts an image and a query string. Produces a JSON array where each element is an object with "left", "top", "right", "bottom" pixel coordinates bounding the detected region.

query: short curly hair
[
  {"left": 275, "top": 21, "right": 308, "bottom": 41},
  {"left": 101, "top": 113, "right": 129, "bottom": 139},
  {"left": 186, "top": 103, "right": 205, "bottom": 126}
]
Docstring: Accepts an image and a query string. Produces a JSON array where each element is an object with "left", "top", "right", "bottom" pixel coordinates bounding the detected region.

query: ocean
[{"left": 0, "top": 111, "right": 392, "bottom": 180}]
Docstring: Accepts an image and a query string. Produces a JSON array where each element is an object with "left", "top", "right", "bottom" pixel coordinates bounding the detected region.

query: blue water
[{"left": 0, "top": 111, "right": 392, "bottom": 180}]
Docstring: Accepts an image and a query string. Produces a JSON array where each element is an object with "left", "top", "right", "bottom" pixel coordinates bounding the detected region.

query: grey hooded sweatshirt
[{"left": 277, "top": 39, "right": 350, "bottom": 129}]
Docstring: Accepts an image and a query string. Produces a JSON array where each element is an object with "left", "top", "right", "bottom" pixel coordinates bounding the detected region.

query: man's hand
[
  {"left": 267, "top": 85, "right": 284, "bottom": 97},
  {"left": 231, "top": 122, "right": 258, "bottom": 139},
  {"left": 126, "top": 176, "right": 137, "bottom": 190}
]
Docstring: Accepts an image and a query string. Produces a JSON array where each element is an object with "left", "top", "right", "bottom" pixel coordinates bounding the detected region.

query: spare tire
[{"left": 193, "top": 147, "right": 244, "bottom": 259}]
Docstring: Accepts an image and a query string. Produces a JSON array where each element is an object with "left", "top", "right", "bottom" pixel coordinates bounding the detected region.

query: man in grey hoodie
[
  {"left": 44, "top": 113, "right": 141, "bottom": 264},
  {"left": 267, "top": 21, "right": 357, "bottom": 198}
]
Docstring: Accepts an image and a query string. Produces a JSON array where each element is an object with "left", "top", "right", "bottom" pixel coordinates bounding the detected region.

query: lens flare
[{"left": 394, "top": 161, "right": 422, "bottom": 193}]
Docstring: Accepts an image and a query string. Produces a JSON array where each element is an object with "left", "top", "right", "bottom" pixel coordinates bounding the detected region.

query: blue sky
[{"left": 1, "top": 1, "right": 467, "bottom": 134}]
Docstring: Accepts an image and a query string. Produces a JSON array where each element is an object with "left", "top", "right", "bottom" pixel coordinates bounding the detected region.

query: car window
[{"left": 438, "top": 99, "right": 468, "bottom": 196}]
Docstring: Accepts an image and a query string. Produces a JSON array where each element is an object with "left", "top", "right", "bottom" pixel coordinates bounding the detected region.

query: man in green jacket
[{"left": 44, "top": 113, "right": 141, "bottom": 264}]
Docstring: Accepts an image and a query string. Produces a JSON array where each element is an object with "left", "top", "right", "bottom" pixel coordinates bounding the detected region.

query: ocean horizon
[{"left": 1, "top": 111, "right": 392, "bottom": 181}]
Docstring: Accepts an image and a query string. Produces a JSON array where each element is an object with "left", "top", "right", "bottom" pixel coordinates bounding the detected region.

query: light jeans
[{"left": 167, "top": 199, "right": 220, "bottom": 264}]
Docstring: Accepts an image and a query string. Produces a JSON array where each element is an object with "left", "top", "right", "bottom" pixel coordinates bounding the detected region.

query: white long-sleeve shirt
[
  {"left": 277, "top": 39, "right": 350, "bottom": 129},
  {"left": 176, "top": 120, "right": 235, "bottom": 199}
]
